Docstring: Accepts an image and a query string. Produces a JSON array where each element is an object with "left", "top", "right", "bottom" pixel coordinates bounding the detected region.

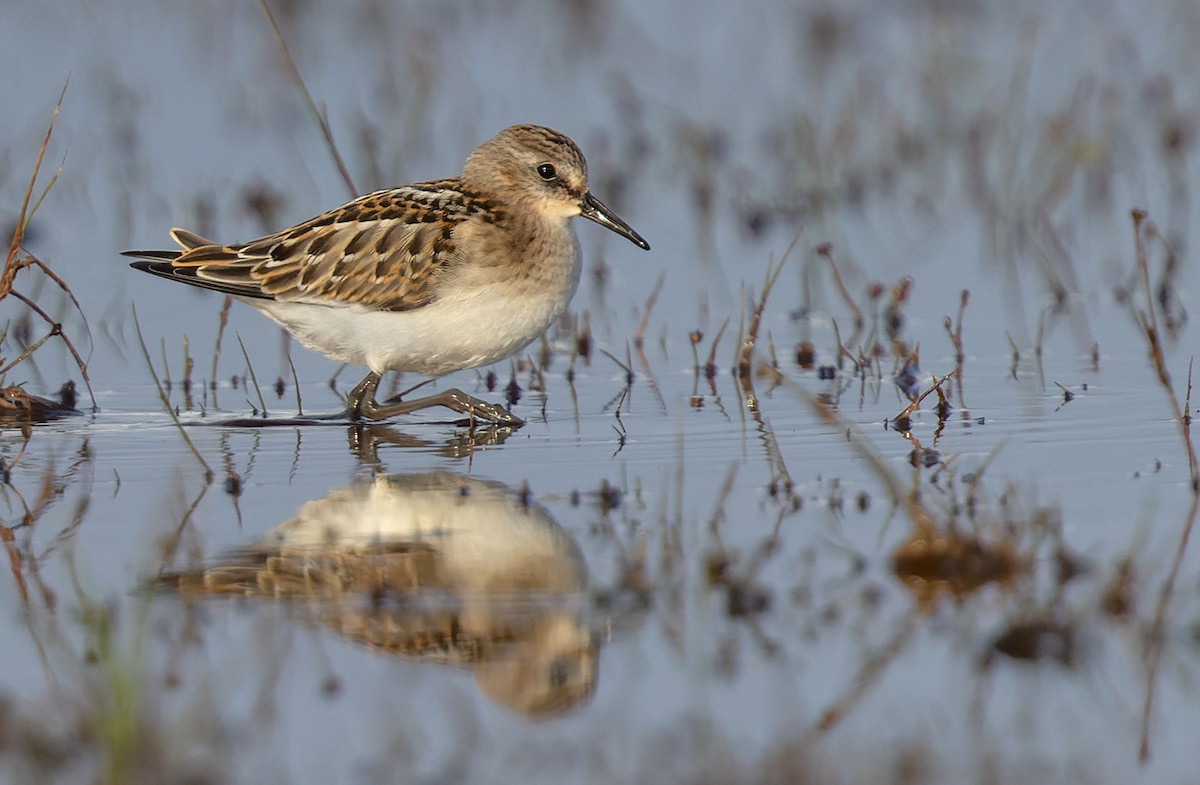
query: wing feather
[{"left": 124, "top": 180, "right": 492, "bottom": 312}]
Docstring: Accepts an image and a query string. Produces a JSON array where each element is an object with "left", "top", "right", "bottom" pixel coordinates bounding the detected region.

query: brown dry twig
[
  {"left": 819, "top": 243, "right": 864, "bottom": 335},
  {"left": 1, "top": 78, "right": 97, "bottom": 409},
  {"left": 1129, "top": 209, "right": 1200, "bottom": 763},
  {"left": 944, "top": 289, "right": 970, "bottom": 404},
  {"left": 634, "top": 273, "right": 665, "bottom": 351},
  {"left": 737, "top": 238, "right": 798, "bottom": 378},
  {"left": 892, "top": 371, "right": 957, "bottom": 426},
  {"left": 132, "top": 306, "right": 213, "bottom": 483}
]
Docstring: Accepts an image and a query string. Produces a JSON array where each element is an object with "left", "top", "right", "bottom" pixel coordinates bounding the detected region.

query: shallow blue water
[{"left": 2, "top": 0, "right": 1199, "bottom": 782}]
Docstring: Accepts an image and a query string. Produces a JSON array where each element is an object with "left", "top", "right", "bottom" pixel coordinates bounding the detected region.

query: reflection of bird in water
[{"left": 158, "top": 471, "right": 597, "bottom": 717}]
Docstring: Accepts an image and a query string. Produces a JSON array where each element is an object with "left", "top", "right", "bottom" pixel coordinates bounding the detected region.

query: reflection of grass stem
[
  {"left": 157, "top": 480, "right": 212, "bottom": 568},
  {"left": 600, "top": 345, "right": 635, "bottom": 424}
]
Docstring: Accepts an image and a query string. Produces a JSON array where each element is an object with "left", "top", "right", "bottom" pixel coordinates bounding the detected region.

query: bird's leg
[
  {"left": 363, "top": 388, "right": 525, "bottom": 426},
  {"left": 345, "top": 372, "right": 383, "bottom": 421},
  {"left": 347, "top": 372, "right": 523, "bottom": 426}
]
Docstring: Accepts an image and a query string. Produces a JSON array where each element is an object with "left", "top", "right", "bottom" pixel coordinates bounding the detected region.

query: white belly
[{"left": 249, "top": 273, "right": 577, "bottom": 377}]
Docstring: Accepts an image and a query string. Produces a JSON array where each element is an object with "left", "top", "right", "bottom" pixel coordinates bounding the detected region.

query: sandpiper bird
[{"left": 125, "top": 124, "right": 650, "bottom": 425}]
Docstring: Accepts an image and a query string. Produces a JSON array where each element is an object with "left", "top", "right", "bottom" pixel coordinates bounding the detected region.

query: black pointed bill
[{"left": 580, "top": 192, "right": 650, "bottom": 250}]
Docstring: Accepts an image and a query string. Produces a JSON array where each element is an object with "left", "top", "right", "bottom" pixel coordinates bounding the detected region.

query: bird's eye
[{"left": 537, "top": 163, "right": 557, "bottom": 181}]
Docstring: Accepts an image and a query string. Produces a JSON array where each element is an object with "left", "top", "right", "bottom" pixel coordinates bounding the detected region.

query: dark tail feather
[
  {"left": 121, "top": 249, "right": 181, "bottom": 262},
  {"left": 126, "top": 258, "right": 271, "bottom": 300}
]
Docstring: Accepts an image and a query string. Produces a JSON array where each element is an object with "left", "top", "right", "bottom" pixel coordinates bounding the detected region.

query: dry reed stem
[
  {"left": 737, "top": 238, "right": 797, "bottom": 378},
  {"left": 945, "top": 290, "right": 968, "bottom": 363},
  {"left": 4, "top": 78, "right": 68, "bottom": 278},
  {"left": 944, "top": 289, "right": 969, "bottom": 404},
  {"left": 6, "top": 281, "right": 95, "bottom": 410},
  {"left": 209, "top": 295, "right": 232, "bottom": 407},
  {"left": 1129, "top": 209, "right": 1199, "bottom": 763},
  {"left": 819, "top": 242, "right": 863, "bottom": 332},
  {"left": 1129, "top": 210, "right": 1196, "bottom": 483},
  {"left": 132, "top": 306, "right": 213, "bottom": 483},
  {"left": 235, "top": 333, "right": 268, "bottom": 417},
  {"left": 829, "top": 318, "right": 854, "bottom": 373},
  {"left": 1005, "top": 330, "right": 1020, "bottom": 380},
  {"left": 720, "top": 260, "right": 797, "bottom": 499},
  {"left": 632, "top": 274, "right": 669, "bottom": 413},
  {"left": 0, "top": 326, "right": 59, "bottom": 377},
  {"left": 257, "top": 0, "right": 357, "bottom": 198},
  {"left": 634, "top": 272, "right": 664, "bottom": 350},
  {"left": 892, "top": 371, "right": 956, "bottom": 424},
  {"left": 182, "top": 336, "right": 194, "bottom": 411},
  {"left": 599, "top": 346, "right": 634, "bottom": 385},
  {"left": 287, "top": 354, "right": 304, "bottom": 415},
  {"left": 705, "top": 318, "right": 729, "bottom": 384},
  {"left": 0, "top": 79, "right": 97, "bottom": 408}
]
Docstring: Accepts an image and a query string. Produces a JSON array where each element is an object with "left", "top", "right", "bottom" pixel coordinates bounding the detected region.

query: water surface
[{"left": 1, "top": 0, "right": 1199, "bottom": 782}]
